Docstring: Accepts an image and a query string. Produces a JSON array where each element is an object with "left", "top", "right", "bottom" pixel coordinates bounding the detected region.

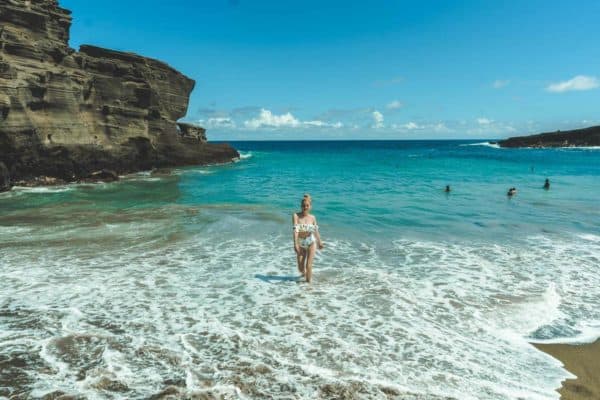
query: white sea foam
[
  {"left": 177, "top": 168, "right": 214, "bottom": 176},
  {"left": 133, "top": 170, "right": 153, "bottom": 176},
  {"left": 12, "top": 185, "right": 73, "bottom": 193},
  {"left": 577, "top": 233, "right": 600, "bottom": 242},
  {"left": 0, "top": 189, "right": 25, "bottom": 198},
  {"left": 461, "top": 141, "right": 501, "bottom": 148},
  {"left": 238, "top": 151, "right": 253, "bottom": 160},
  {"left": 530, "top": 324, "right": 600, "bottom": 345},
  {"left": 558, "top": 146, "right": 600, "bottom": 150},
  {"left": 2, "top": 224, "right": 599, "bottom": 399},
  {"left": 127, "top": 175, "right": 163, "bottom": 182},
  {"left": 0, "top": 225, "right": 32, "bottom": 235}
]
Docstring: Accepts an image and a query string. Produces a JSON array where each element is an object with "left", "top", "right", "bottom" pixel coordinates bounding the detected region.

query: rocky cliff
[
  {"left": 0, "top": 0, "right": 238, "bottom": 191},
  {"left": 498, "top": 125, "right": 600, "bottom": 148}
]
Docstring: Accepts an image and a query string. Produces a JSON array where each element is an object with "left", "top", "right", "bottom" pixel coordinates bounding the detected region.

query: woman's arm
[
  {"left": 314, "top": 216, "right": 324, "bottom": 249},
  {"left": 292, "top": 214, "right": 300, "bottom": 253}
]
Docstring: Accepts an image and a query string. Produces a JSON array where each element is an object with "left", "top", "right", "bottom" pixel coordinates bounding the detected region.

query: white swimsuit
[{"left": 294, "top": 223, "right": 318, "bottom": 249}]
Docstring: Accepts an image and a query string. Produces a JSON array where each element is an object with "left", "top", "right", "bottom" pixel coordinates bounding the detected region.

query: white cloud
[
  {"left": 492, "top": 80, "right": 510, "bottom": 89},
  {"left": 303, "top": 120, "right": 327, "bottom": 127},
  {"left": 391, "top": 122, "right": 421, "bottom": 130},
  {"left": 477, "top": 118, "right": 493, "bottom": 125},
  {"left": 432, "top": 123, "right": 450, "bottom": 132},
  {"left": 372, "top": 111, "right": 384, "bottom": 128},
  {"left": 403, "top": 122, "right": 421, "bottom": 130},
  {"left": 243, "top": 108, "right": 342, "bottom": 130},
  {"left": 244, "top": 108, "right": 300, "bottom": 129},
  {"left": 303, "top": 120, "right": 343, "bottom": 128},
  {"left": 546, "top": 75, "right": 599, "bottom": 93},
  {"left": 205, "top": 117, "right": 236, "bottom": 128},
  {"left": 386, "top": 100, "right": 403, "bottom": 110},
  {"left": 389, "top": 121, "right": 452, "bottom": 133}
]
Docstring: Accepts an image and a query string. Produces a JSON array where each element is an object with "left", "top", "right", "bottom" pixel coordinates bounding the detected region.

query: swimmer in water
[{"left": 543, "top": 178, "right": 550, "bottom": 190}]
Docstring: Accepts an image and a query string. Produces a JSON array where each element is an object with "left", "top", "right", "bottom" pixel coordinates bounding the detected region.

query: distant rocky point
[
  {"left": 496, "top": 125, "right": 600, "bottom": 148},
  {"left": 0, "top": 0, "right": 238, "bottom": 192}
]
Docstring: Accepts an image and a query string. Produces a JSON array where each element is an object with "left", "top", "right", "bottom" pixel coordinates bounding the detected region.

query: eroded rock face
[
  {"left": 0, "top": 0, "right": 238, "bottom": 191},
  {"left": 177, "top": 122, "right": 207, "bottom": 142}
]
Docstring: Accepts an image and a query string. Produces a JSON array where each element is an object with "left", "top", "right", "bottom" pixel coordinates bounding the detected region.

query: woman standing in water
[{"left": 292, "top": 194, "right": 324, "bottom": 283}]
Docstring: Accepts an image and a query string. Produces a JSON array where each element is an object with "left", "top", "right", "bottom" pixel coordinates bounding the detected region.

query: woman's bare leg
[
  {"left": 305, "top": 243, "right": 316, "bottom": 283},
  {"left": 297, "top": 248, "right": 306, "bottom": 275}
]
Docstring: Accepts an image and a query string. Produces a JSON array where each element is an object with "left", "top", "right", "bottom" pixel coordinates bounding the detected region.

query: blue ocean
[{"left": 1, "top": 140, "right": 599, "bottom": 399}]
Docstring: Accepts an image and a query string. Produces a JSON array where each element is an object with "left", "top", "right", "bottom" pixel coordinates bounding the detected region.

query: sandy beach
[{"left": 533, "top": 340, "right": 600, "bottom": 400}]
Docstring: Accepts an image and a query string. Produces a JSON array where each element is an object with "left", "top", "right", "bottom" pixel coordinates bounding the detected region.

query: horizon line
[{"left": 211, "top": 138, "right": 497, "bottom": 142}]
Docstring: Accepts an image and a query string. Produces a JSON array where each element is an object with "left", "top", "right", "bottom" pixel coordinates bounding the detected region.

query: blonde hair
[{"left": 301, "top": 193, "right": 312, "bottom": 206}]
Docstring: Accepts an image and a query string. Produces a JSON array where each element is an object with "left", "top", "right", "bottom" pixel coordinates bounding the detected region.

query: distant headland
[
  {"left": 0, "top": 0, "right": 238, "bottom": 192},
  {"left": 496, "top": 125, "right": 600, "bottom": 148}
]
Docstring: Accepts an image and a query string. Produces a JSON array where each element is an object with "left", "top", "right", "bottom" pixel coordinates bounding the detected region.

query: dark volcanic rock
[
  {"left": 498, "top": 125, "right": 600, "bottom": 148},
  {"left": 0, "top": 0, "right": 238, "bottom": 191},
  {"left": 0, "top": 161, "right": 10, "bottom": 191}
]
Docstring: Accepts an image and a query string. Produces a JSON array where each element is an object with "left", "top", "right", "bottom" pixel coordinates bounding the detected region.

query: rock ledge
[{"left": 497, "top": 125, "right": 600, "bottom": 148}]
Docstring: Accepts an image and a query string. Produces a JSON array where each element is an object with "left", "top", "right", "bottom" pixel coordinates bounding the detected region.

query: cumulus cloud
[
  {"left": 206, "top": 117, "right": 236, "bottom": 128},
  {"left": 432, "top": 123, "right": 450, "bottom": 132},
  {"left": 477, "top": 118, "right": 493, "bottom": 125},
  {"left": 546, "top": 75, "right": 599, "bottom": 93},
  {"left": 244, "top": 109, "right": 300, "bottom": 129},
  {"left": 243, "top": 108, "right": 342, "bottom": 130},
  {"left": 389, "top": 121, "right": 452, "bottom": 133},
  {"left": 492, "top": 80, "right": 510, "bottom": 89},
  {"left": 303, "top": 120, "right": 343, "bottom": 128},
  {"left": 386, "top": 100, "right": 403, "bottom": 110},
  {"left": 372, "top": 111, "right": 384, "bottom": 128},
  {"left": 390, "top": 122, "right": 421, "bottom": 130},
  {"left": 403, "top": 122, "right": 420, "bottom": 130}
]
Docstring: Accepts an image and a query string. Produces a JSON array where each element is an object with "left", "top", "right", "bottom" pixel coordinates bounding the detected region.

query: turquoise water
[{"left": 1, "top": 140, "right": 599, "bottom": 399}]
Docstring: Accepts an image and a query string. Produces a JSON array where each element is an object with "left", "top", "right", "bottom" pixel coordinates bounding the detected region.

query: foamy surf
[
  {"left": 557, "top": 146, "right": 600, "bottom": 150},
  {"left": 3, "top": 226, "right": 597, "bottom": 398},
  {"left": 461, "top": 141, "right": 501, "bottom": 148},
  {"left": 11, "top": 185, "right": 74, "bottom": 193},
  {"left": 529, "top": 324, "right": 600, "bottom": 345}
]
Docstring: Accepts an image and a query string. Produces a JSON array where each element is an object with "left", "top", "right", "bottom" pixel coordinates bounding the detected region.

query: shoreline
[
  {"left": 533, "top": 339, "right": 600, "bottom": 400},
  {"left": 0, "top": 157, "right": 240, "bottom": 193}
]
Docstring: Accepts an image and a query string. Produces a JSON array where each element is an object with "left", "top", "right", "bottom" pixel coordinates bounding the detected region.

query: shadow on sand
[{"left": 255, "top": 274, "right": 303, "bottom": 283}]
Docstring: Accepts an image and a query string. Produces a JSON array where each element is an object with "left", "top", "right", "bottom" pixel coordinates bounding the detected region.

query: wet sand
[{"left": 533, "top": 340, "right": 600, "bottom": 400}]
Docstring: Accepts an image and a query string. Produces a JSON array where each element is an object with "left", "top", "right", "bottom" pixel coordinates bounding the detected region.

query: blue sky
[{"left": 61, "top": 0, "right": 600, "bottom": 140}]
